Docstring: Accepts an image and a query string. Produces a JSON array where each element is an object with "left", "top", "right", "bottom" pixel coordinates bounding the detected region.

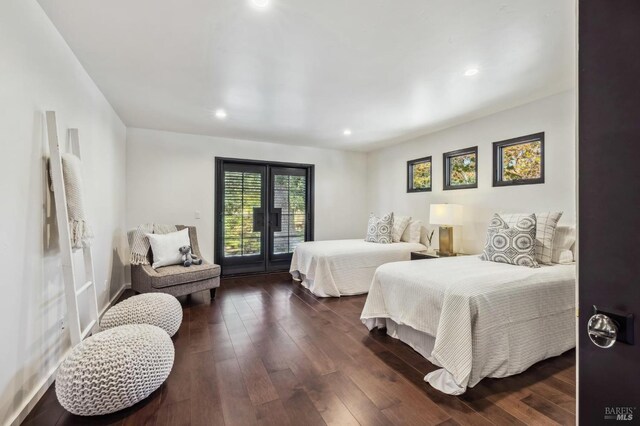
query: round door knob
[{"left": 588, "top": 313, "right": 618, "bottom": 348}]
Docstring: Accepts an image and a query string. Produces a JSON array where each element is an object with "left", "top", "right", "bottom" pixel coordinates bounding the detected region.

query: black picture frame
[
  {"left": 492, "top": 132, "right": 545, "bottom": 187},
  {"left": 406, "top": 156, "right": 432, "bottom": 193},
  {"left": 443, "top": 146, "right": 478, "bottom": 190}
]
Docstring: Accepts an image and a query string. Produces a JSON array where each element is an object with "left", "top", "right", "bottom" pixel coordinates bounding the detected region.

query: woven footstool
[
  {"left": 100, "top": 293, "right": 183, "bottom": 336},
  {"left": 56, "top": 324, "right": 174, "bottom": 416}
]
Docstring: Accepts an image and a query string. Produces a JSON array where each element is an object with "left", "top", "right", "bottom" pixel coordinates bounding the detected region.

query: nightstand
[{"left": 410, "top": 250, "right": 467, "bottom": 260}]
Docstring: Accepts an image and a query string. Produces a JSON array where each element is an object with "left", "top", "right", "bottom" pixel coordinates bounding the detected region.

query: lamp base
[{"left": 438, "top": 226, "right": 454, "bottom": 256}]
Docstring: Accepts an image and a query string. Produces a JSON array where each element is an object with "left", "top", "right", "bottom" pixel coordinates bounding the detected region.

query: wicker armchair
[{"left": 129, "top": 225, "right": 220, "bottom": 298}]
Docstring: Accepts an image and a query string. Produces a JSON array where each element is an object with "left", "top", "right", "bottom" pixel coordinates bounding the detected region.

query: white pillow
[
  {"left": 391, "top": 215, "right": 411, "bottom": 242},
  {"left": 146, "top": 228, "right": 191, "bottom": 269},
  {"left": 401, "top": 220, "right": 422, "bottom": 244},
  {"left": 552, "top": 226, "right": 576, "bottom": 251},
  {"left": 551, "top": 226, "right": 576, "bottom": 264},
  {"left": 501, "top": 212, "right": 563, "bottom": 265},
  {"left": 400, "top": 225, "right": 410, "bottom": 242},
  {"left": 552, "top": 248, "right": 575, "bottom": 264}
]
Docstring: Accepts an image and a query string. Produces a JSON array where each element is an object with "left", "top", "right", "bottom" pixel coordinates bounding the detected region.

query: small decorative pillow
[
  {"left": 366, "top": 212, "right": 393, "bottom": 244},
  {"left": 391, "top": 215, "right": 411, "bottom": 242},
  {"left": 551, "top": 226, "right": 576, "bottom": 264},
  {"left": 481, "top": 213, "right": 539, "bottom": 268},
  {"left": 552, "top": 248, "right": 575, "bottom": 264},
  {"left": 146, "top": 228, "right": 191, "bottom": 269},
  {"left": 400, "top": 220, "right": 420, "bottom": 243},
  {"left": 406, "top": 220, "right": 423, "bottom": 244},
  {"left": 501, "top": 212, "right": 562, "bottom": 265}
]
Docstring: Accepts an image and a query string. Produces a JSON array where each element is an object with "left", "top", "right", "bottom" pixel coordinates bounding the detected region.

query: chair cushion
[{"left": 148, "top": 261, "right": 221, "bottom": 289}]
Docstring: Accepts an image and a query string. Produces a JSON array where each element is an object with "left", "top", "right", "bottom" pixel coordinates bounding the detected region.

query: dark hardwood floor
[{"left": 23, "top": 273, "right": 576, "bottom": 425}]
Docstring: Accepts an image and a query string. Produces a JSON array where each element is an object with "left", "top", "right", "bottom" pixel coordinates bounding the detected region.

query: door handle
[
  {"left": 590, "top": 305, "right": 635, "bottom": 346},
  {"left": 270, "top": 208, "right": 282, "bottom": 232},
  {"left": 588, "top": 313, "right": 618, "bottom": 348},
  {"left": 253, "top": 208, "right": 264, "bottom": 232}
]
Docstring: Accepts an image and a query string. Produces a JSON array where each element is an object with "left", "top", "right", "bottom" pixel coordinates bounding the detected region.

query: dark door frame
[
  {"left": 578, "top": 0, "right": 640, "bottom": 424},
  {"left": 214, "top": 157, "right": 315, "bottom": 276},
  {"left": 214, "top": 161, "right": 268, "bottom": 275},
  {"left": 267, "top": 165, "right": 311, "bottom": 272}
]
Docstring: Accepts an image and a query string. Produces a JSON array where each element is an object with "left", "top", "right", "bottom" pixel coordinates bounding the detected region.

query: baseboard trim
[
  {"left": 6, "top": 348, "right": 71, "bottom": 426},
  {"left": 99, "top": 284, "right": 129, "bottom": 318},
  {"left": 5, "top": 283, "right": 129, "bottom": 426}
]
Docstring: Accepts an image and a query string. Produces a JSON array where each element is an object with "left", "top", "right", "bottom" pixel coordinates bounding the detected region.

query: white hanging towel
[{"left": 61, "top": 153, "right": 93, "bottom": 250}]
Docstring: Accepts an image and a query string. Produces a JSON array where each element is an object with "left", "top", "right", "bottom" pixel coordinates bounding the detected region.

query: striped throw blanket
[{"left": 129, "top": 224, "right": 177, "bottom": 265}]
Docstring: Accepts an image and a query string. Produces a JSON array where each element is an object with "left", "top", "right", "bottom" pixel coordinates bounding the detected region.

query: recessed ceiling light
[
  {"left": 343, "top": 129, "right": 352, "bottom": 136},
  {"left": 464, "top": 67, "right": 479, "bottom": 77},
  {"left": 215, "top": 109, "right": 227, "bottom": 119},
  {"left": 251, "top": 0, "right": 270, "bottom": 9}
]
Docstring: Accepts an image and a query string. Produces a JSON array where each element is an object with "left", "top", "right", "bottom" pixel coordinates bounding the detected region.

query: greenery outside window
[
  {"left": 407, "top": 156, "right": 432, "bottom": 192},
  {"left": 493, "top": 132, "right": 545, "bottom": 187},
  {"left": 443, "top": 146, "right": 478, "bottom": 190}
]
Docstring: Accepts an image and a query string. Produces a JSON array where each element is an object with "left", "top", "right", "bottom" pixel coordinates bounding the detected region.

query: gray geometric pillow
[
  {"left": 501, "top": 212, "right": 563, "bottom": 265},
  {"left": 481, "top": 213, "right": 539, "bottom": 268},
  {"left": 365, "top": 212, "right": 393, "bottom": 244}
]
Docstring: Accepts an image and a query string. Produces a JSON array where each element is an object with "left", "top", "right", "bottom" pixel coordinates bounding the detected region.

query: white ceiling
[{"left": 37, "top": 0, "right": 575, "bottom": 151}]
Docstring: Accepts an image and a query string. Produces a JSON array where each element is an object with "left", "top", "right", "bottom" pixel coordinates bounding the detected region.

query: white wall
[
  {"left": 126, "top": 128, "right": 368, "bottom": 262},
  {"left": 367, "top": 91, "right": 576, "bottom": 254},
  {"left": 0, "top": 1, "right": 127, "bottom": 424}
]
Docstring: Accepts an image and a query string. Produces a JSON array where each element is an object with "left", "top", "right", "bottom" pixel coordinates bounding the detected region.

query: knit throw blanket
[
  {"left": 129, "top": 224, "right": 177, "bottom": 265},
  {"left": 61, "top": 153, "right": 93, "bottom": 250}
]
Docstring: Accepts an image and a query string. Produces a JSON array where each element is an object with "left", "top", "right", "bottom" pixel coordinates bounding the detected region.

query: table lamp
[{"left": 429, "top": 204, "right": 463, "bottom": 256}]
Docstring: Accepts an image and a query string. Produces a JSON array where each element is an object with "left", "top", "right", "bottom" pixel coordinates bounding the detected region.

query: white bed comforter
[
  {"left": 290, "top": 239, "right": 426, "bottom": 297},
  {"left": 361, "top": 256, "right": 576, "bottom": 394}
]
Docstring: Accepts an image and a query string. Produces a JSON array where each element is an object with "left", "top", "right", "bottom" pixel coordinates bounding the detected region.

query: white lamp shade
[{"left": 430, "top": 204, "right": 463, "bottom": 226}]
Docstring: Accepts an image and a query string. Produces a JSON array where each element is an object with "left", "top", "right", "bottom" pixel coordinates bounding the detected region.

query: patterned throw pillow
[
  {"left": 366, "top": 212, "right": 393, "bottom": 244},
  {"left": 481, "top": 213, "right": 539, "bottom": 268},
  {"left": 392, "top": 215, "right": 411, "bottom": 242},
  {"left": 501, "top": 212, "right": 563, "bottom": 265}
]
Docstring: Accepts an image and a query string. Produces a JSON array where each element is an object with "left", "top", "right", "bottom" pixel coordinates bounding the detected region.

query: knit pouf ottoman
[
  {"left": 56, "top": 324, "right": 174, "bottom": 416},
  {"left": 100, "top": 293, "right": 183, "bottom": 336}
]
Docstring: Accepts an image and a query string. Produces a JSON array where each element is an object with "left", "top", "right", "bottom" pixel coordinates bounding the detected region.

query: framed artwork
[
  {"left": 407, "top": 156, "right": 432, "bottom": 192},
  {"left": 443, "top": 146, "right": 478, "bottom": 190},
  {"left": 493, "top": 132, "right": 545, "bottom": 187}
]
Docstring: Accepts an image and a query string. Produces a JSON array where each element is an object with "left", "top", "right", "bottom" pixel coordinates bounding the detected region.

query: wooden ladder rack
[{"left": 46, "top": 111, "right": 100, "bottom": 346}]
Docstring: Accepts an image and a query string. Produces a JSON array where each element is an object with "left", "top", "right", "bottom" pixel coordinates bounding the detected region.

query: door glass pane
[
  {"left": 223, "top": 170, "right": 262, "bottom": 257},
  {"left": 273, "top": 173, "right": 306, "bottom": 254}
]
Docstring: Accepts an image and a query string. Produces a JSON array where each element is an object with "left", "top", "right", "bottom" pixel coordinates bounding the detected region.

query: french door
[{"left": 214, "top": 158, "right": 314, "bottom": 276}]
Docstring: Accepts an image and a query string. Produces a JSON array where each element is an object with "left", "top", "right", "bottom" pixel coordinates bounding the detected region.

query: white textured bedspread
[
  {"left": 290, "top": 239, "right": 426, "bottom": 297},
  {"left": 361, "top": 256, "right": 576, "bottom": 394}
]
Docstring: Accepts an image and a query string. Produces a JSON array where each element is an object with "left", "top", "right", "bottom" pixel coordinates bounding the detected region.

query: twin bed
[
  {"left": 288, "top": 221, "right": 576, "bottom": 395},
  {"left": 360, "top": 255, "right": 575, "bottom": 394},
  {"left": 289, "top": 238, "right": 427, "bottom": 297}
]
